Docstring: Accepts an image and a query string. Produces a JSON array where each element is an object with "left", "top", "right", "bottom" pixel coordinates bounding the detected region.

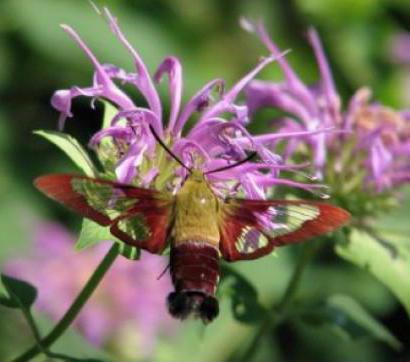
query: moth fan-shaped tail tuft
[{"left": 167, "top": 291, "right": 219, "bottom": 323}]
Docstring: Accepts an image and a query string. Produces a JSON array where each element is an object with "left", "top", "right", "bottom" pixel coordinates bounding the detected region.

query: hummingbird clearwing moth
[{"left": 34, "top": 127, "right": 350, "bottom": 323}]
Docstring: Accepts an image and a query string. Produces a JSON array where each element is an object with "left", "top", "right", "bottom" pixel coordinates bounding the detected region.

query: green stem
[
  {"left": 20, "top": 308, "right": 49, "bottom": 356},
  {"left": 237, "top": 243, "right": 317, "bottom": 362},
  {"left": 10, "top": 243, "right": 120, "bottom": 362},
  {"left": 276, "top": 242, "right": 317, "bottom": 315}
]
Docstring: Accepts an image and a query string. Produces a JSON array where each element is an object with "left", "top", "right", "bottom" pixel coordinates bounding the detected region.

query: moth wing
[
  {"left": 34, "top": 174, "right": 173, "bottom": 254},
  {"left": 219, "top": 199, "right": 350, "bottom": 262},
  {"left": 110, "top": 203, "right": 172, "bottom": 254}
]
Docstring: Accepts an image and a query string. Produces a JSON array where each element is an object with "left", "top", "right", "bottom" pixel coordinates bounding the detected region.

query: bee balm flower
[
  {"left": 245, "top": 22, "right": 410, "bottom": 209},
  {"left": 51, "top": 9, "right": 329, "bottom": 200}
]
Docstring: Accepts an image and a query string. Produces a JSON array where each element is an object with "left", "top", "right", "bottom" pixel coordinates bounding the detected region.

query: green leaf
[
  {"left": 300, "top": 294, "right": 402, "bottom": 350},
  {"left": 335, "top": 229, "right": 410, "bottom": 316},
  {"left": 100, "top": 100, "right": 117, "bottom": 129},
  {"left": 76, "top": 219, "right": 140, "bottom": 260},
  {"left": 34, "top": 130, "right": 97, "bottom": 177},
  {"left": 76, "top": 219, "right": 115, "bottom": 250},
  {"left": 219, "top": 264, "right": 267, "bottom": 324},
  {"left": 0, "top": 274, "right": 37, "bottom": 309},
  {"left": 93, "top": 101, "right": 119, "bottom": 171},
  {"left": 0, "top": 293, "right": 18, "bottom": 308}
]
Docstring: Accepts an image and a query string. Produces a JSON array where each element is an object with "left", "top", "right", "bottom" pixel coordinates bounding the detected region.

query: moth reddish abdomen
[{"left": 168, "top": 243, "right": 220, "bottom": 323}]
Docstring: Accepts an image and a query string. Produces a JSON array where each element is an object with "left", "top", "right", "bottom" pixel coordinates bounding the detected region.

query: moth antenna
[
  {"left": 149, "top": 125, "right": 192, "bottom": 173},
  {"left": 157, "top": 263, "right": 170, "bottom": 280},
  {"left": 205, "top": 152, "right": 258, "bottom": 175}
]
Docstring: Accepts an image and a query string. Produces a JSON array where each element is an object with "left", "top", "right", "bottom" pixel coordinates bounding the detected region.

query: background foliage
[{"left": 0, "top": 0, "right": 409, "bottom": 361}]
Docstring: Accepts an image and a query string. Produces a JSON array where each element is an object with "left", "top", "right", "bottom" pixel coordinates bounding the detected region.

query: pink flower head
[
  {"left": 5, "top": 222, "right": 176, "bottom": 357},
  {"left": 345, "top": 88, "right": 410, "bottom": 190},
  {"left": 245, "top": 21, "right": 410, "bottom": 193},
  {"left": 51, "top": 8, "right": 329, "bottom": 199}
]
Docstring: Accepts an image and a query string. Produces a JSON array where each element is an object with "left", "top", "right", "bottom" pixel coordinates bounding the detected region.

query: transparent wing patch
[{"left": 220, "top": 199, "right": 349, "bottom": 261}]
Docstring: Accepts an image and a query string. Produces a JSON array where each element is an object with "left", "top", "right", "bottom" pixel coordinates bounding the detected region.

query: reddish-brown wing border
[
  {"left": 219, "top": 199, "right": 350, "bottom": 262},
  {"left": 35, "top": 174, "right": 173, "bottom": 254}
]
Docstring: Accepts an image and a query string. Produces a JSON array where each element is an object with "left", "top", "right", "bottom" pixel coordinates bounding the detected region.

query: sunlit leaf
[
  {"left": 300, "top": 294, "right": 401, "bottom": 350},
  {"left": 219, "top": 264, "right": 267, "bottom": 324},
  {"left": 76, "top": 219, "right": 140, "bottom": 260},
  {"left": 335, "top": 229, "right": 410, "bottom": 316},
  {"left": 34, "top": 130, "right": 97, "bottom": 177},
  {"left": 94, "top": 101, "right": 119, "bottom": 171},
  {"left": 0, "top": 274, "right": 37, "bottom": 309},
  {"left": 76, "top": 219, "right": 114, "bottom": 250},
  {"left": 100, "top": 100, "right": 117, "bottom": 129}
]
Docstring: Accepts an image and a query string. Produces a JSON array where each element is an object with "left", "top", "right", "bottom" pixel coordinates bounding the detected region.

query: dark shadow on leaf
[
  {"left": 219, "top": 264, "right": 267, "bottom": 324},
  {"left": 0, "top": 274, "right": 37, "bottom": 309}
]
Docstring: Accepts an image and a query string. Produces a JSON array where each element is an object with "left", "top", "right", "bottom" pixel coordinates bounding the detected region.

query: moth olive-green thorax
[{"left": 173, "top": 170, "right": 220, "bottom": 246}]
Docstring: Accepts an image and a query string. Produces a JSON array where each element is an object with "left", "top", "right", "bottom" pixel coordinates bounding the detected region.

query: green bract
[
  {"left": 336, "top": 229, "right": 410, "bottom": 316},
  {"left": 300, "top": 294, "right": 401, "bottom": 350},
  {"left": 35, "top": 103, "right": 142, "bottom": 261}
]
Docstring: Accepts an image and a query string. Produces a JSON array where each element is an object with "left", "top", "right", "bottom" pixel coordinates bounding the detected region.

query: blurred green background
[{"left": 0, "top": 0, "right": 410, "bottom": 361}]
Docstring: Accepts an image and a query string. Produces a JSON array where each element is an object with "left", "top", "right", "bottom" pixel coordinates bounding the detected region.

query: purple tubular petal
[
  {"left": 393, "top": 142, "right": 410, "bottom": 154},
  {"left": 111, "top": 108, "right": 163, "bottom": 137},
  {"left": 390, "top": 32, "right": 410, "bottom": 64},
  {"left": 224, "top": 55, "right": 280, "bottom": 102},
  {"left": 185, "top": 118, "right": 229, "bottom": 152},
  {"left": 173, "top": 79, "right": 224, "bottom": 136},
  {"left": 252, "top": 174, "right": 329, "bottom": 192},
  {"left": 154, "top": 57, "right": 183, "bottom": 133},
  {"left": 187, "top": 119, "right": 253, "bottom": 158},
  {"left": 257, "top": 148, "right": 283, "bottom": 166},
  {"left": 369, "top": 138, "right": 392, "bottom": 181},
  {"left": 312, "top": 133, "right": 326, "bottom": 177},
  {"left": 52, "top": 86, "right": 102, "bottom": 129},
  {"left": 390, "top": 172, "right": 410, "bottom": 184},
  {"left": 103, "top": 8, "right": 162, "bottom": 121},
  {"left": 205, "top": 121, "right": 285, "bottom": 165},
  {"left": 307, "top": 28, "right": 340, "bottom": 112},
  {"left": 173, "top": 139, "right": 211, "bottom": 163},
  {"left": 115, "top": 143, "right": 147, "bottom": 183},
  {"left": 207, "top": 161, "right": 311, "bottom": 179},
  {"left": 89, "top": 126, "right": 132, "bottom": 147},
  {"left": 236, "top": 126, "right": 335, "bottom": 146},
  {"left": 255, "top": 22, "right": 316, "bottom": 112},
  {"left": 55, "top": 25, "right": 136, "bottom": 129},
  {"left": 141, "top": 168, "right": 159, "bottom": 187},
  {"left": 343, "top": 87, "right": 371, "bottom": 130},
  {"left": 201, "top": 55, "right": 280, "bottom": 121},
  {"left": 245, "top": 81, "right": 313, "bottom": 121},
  {"left": 228, "top": 104, "right": 249, "bottom": 124},
  {"left": 60, "top": 25, "right": 111, "bottom": 88},
  {"left": 61, "top": 25, "right": 135, "bottom": 110},
  {"left": 97, "top": 64, "right": 130, "bottom": 83},
  {"left": 241, "top": 173, "right": 267, "bottom": 199}
]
